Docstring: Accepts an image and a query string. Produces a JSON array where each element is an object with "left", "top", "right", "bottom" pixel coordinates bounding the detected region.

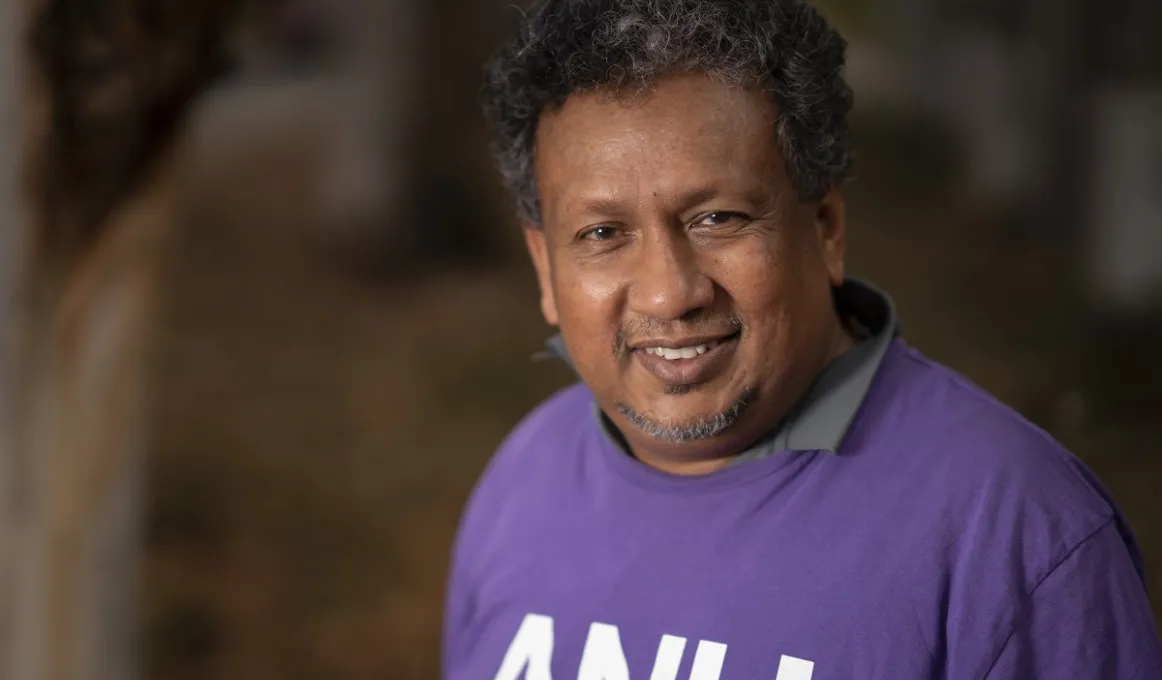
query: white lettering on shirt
[{"left": 493, "top": 614, "right": 815, "bottom": 680}]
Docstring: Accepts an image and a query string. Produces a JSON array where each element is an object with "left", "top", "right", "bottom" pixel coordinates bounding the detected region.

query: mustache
[{"left": 613, "top": 311, "right": 744, "bottom": 353}]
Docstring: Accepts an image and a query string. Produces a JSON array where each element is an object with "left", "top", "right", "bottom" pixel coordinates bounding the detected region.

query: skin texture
[{"left": 525, "top": 73, "right": 854, "bottom": 475}]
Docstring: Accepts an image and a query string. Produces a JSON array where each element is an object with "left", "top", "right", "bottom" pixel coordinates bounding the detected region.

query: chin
[{"left": 616, "top": 386, "right": 757, "bottom": 445}]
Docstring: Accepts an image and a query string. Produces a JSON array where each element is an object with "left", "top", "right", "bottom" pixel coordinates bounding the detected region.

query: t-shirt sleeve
[
  {"left": 440, "top": 427, "right": 527, "bottom": 679},
  {"left": 441, "top": 393, "right": 565, "bottom": 678},
  {"left": 982, "top": 519, "right": 1162, "bottom": 679},
  {"left": 441, "top": 516, "right": 475, "bottom": 679}
]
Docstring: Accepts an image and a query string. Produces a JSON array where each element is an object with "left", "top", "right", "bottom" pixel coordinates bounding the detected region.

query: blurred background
[{"left": 0, "top": 0, "right": 1159, "bottom": 678}]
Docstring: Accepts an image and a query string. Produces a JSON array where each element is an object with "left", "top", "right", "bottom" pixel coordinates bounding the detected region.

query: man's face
[{"left": 525, "top": 73, "right": 847, "bottom": 473}]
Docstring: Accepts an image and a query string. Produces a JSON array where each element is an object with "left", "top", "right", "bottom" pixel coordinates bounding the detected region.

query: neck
[{"left": 832, "top": 310, "right": 860, "bottom": 361}]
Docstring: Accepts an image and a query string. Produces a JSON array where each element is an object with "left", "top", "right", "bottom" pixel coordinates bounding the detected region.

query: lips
[{"left": 631, "top": 332, "right": 740, "bottom": 386}]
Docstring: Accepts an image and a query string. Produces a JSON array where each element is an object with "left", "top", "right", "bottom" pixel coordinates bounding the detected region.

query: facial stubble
[{"left": 616, "top": 387, "right": 756, "bottom": 443}]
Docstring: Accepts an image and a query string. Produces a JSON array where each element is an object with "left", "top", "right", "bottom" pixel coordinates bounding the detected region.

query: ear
[
  {"left": 815, "top": 189, "right": 847, "bottom": 287},
  {"left": 523, "top": 224, "right": 559, "bottom": 325}
]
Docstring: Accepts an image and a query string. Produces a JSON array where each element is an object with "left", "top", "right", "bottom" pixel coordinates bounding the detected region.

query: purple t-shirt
[{"left": 443, "top": 339, "right": 1162, "bottom": 679}]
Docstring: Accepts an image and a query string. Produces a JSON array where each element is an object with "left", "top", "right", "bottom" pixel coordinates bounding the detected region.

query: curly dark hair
[{"left": 482, "top": 0, "right": 854, "bottom": 225}]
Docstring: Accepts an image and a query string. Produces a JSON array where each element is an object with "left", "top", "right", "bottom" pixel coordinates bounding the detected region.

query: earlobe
[
  {"left": 523, "top": 225, "right": 560, "bottom": 325},
  {"left": 816, "top": 190, "right": 847, "bottom": 287}
]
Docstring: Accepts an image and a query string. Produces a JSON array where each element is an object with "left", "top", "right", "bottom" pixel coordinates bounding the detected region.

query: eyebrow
[
  {"left": 575, "top": 186, "right": 731, "bottom": 218},
  {"left": 577, "top": 196, "right": 630, "bottom": 217},
  {"left": 671, "top": 187, "right": 721, "bottom": 212}
]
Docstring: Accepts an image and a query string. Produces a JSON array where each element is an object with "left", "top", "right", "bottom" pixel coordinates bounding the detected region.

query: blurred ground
[{"left": 143, "top": 92, "right": 1162, "bottom": 679}]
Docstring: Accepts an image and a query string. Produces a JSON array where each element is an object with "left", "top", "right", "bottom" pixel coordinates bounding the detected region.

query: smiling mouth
[
  {"left": 640, "top": 338, "right": 725, "bottom": 360},
  {"left": 631, "top": 331, "right": 741, "bottom": 386},
  {"left": 636, "top": 332, "right": 741, "bottom": 361}
]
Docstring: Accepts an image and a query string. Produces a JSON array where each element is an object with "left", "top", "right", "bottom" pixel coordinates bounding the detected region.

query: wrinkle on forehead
[{"left": 534, "top": 74, "right": 787, "bottom": 226}]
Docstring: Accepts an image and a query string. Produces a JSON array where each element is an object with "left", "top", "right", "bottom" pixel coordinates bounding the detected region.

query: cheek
[
  {"left": 554, "top": 273, "right": 627, "bottom": 392},
  {"left": 552, "top": 263, "right": 624, "bottom": 338},
  {"left": 708, "top": 236, "right": 793, "bottom": 313},
  {"left": 708, "top": 238, "right": 811, "bottom": 376},
  {"left": 576, "top": 271, "right": 622, "bottom": 308}
]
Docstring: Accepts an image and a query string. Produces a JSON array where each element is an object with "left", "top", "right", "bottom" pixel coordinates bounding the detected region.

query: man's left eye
[
  {"left": 696, "top": 212, "right": 747, "bottom": 227},
  {"left": 581, "top": 226, "right": 620, "bottom": 241}
]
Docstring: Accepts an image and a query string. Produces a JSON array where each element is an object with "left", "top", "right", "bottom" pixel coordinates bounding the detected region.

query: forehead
[{"left": 533, "top": 74, "right": 785, "bottom": 217}]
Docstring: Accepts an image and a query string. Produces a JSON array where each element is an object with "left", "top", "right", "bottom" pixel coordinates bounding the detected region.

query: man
[{"left": 443, "top": 1, "right": 1162, "bottom": 678}]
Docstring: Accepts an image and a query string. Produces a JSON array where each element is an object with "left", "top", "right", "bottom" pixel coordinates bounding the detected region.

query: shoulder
[
  {"left": 858, "top": 340, "right": 1135, "bottom": 580},
  {"left": 486, "top": 381, "right": 595, "bottom": 476},
  {"left": 851, "top": 341, "right": 1154, "bottom": 667},
  {"left": 451, "top": 382, "right": 595, "bottom": 545},
  {"left": 872, "top": 340, "right": 1117, "bottom": 514}
]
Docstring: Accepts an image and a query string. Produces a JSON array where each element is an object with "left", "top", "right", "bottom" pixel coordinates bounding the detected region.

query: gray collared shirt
[{"left": 536, "top": 278, "right": 899, "bottom": 461}]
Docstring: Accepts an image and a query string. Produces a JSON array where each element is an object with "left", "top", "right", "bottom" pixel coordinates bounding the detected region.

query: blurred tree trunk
[
  {"left": 0, "top": 0, "right": 23, "bottom": 668},
  {"left": 317, "top": 0, "right": 516, "bottom": 274},
  {"left": 0, "top": 1, "right": 237, "bottom": 678},
  {"left": 883, "top": 0, "right": 1087, "bottom": 239},
  {"left": 1082, "top": 0, "right": 1162, "bottom": 314},
  {"left": 1078, "top": 0, "right": 1162, "bottom": 421},
  {"left": 320, "top": 0, "right": 418, "bottom": 253},
  {"left": 4, "top": 152, "right": 168, "bottom": 680}
]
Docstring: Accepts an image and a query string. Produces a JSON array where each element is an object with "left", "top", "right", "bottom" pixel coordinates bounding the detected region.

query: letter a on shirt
[{"left": 494, "top": 614, "right": 554, "bottom": 680}]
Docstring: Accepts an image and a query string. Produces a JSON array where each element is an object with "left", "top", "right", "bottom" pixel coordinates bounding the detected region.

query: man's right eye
[{"left": 580, "top": 226, "right": 620, "bottom": 241}]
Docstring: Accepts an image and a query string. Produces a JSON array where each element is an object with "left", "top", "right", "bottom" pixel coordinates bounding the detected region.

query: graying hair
[{"left": 482, "top": 0, "right": 854, "bottom": 225}]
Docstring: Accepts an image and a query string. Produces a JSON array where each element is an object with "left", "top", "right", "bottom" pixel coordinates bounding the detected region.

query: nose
[{"left": 627, "top": 229, "right": 714, "bottom": 321}]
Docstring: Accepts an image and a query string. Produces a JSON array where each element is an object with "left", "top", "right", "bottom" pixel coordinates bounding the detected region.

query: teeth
[{"left": 647, "top": 339, "right": 720, "bottom": 360}]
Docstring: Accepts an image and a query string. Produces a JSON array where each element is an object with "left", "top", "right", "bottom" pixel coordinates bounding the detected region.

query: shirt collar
[{"left": 534, "top": 277, "right": 899, "bottom": 458}]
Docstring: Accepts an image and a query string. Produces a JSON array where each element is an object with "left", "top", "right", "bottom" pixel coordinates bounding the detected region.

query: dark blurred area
[{"left": 5, "top": 0, "right": 1157, "bottom": 678}]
